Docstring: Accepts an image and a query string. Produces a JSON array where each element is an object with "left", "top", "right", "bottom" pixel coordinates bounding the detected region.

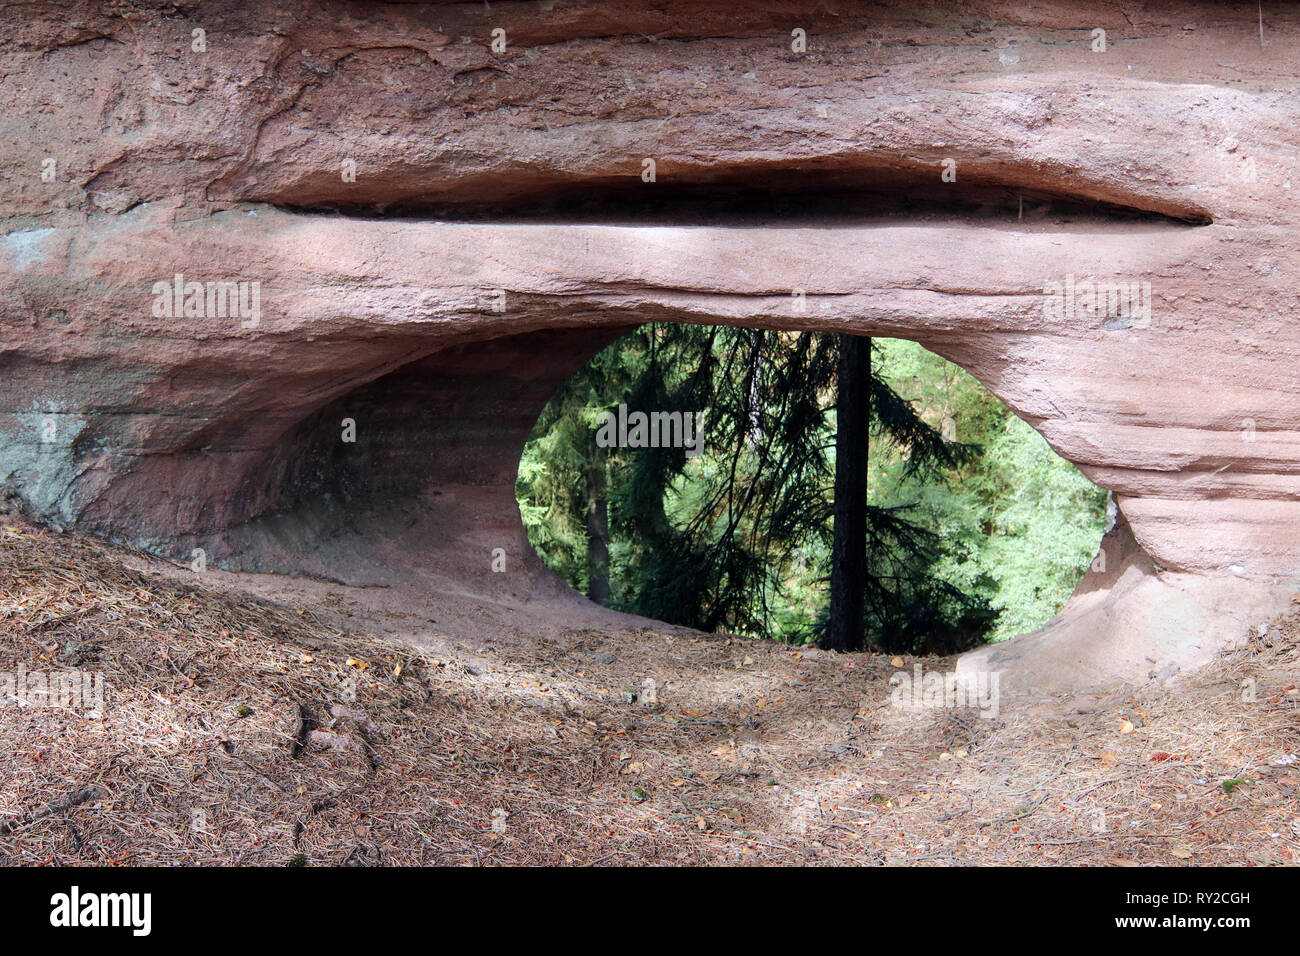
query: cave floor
[{"left": 1, "top": 518, "right": 1297, "bottom": 866}]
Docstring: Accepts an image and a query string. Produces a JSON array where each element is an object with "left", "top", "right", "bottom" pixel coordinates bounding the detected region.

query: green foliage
[
  {"left": 869, "top": 338, "right": 1108, "bottom": 642},
  {"left": 609, "top": 326, "right": 839, "bottom": 638},
  {"left": 514, "top": 335, "right": 641, "bottom": 596},
  {"left": 516, "top": 328, "right": 1107, "bottom": 650}
]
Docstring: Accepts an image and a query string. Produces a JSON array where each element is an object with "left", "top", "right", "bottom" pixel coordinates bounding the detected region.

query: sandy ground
[{"left": 1, "top": 517, "right": 1298, "bottom": 866}]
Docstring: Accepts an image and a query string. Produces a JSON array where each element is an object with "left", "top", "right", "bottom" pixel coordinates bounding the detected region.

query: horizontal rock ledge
[{"left": 3, "top": 203, "right": 1296, "bottom": 579}]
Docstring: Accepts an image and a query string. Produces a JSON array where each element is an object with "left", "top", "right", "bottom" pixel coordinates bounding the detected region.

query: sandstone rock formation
[{"left": 3, "top": 1, "right": 1299, "bottom": 691}]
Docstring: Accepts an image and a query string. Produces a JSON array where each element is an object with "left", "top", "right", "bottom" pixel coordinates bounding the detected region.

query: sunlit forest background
[{"left": 516, "top": 327, "right": 1107, "bottom": 653}]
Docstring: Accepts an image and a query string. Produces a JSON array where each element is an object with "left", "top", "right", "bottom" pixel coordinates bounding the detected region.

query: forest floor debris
[{"left": 0, "top": 518, "right": 1297, "bottom": 865}]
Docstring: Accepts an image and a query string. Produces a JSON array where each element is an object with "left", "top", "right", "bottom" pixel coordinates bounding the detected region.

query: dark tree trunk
[
  {"left": 586, "top": 441, "right": 611, "bottom": 604},
  {"left": 826, "top": 333, "right": 870, "bottom": 652}
]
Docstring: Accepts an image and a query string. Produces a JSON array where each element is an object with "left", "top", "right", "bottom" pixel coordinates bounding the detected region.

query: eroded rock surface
[{"left": 3, "top": 1, "right": 1300, "bottom": 690}]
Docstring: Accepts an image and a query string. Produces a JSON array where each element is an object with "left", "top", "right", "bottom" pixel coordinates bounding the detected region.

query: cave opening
[
  {"left": 515, "top": 324, "right": 1109, "bottom": 654},
  {"left": 152, "top": 149, "right": 1202, "bottom": 655}
]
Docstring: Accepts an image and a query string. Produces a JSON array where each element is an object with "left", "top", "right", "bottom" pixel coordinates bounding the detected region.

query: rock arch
[{"left": 3, "top": 1, "right": 1299, "bottom": 690}]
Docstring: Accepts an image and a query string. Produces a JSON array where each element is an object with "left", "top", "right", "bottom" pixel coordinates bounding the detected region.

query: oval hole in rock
[{"left": 516, "top": 325, "right": 1109, "bottom": 655}]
